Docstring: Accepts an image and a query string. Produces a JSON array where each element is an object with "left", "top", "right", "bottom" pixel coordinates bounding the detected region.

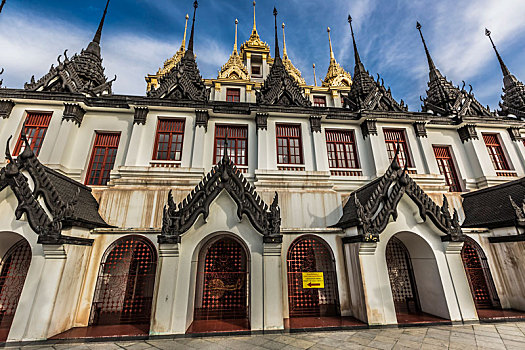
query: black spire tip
[
  {"left": 93, "top": 0, "right": 110, "bottom": 44},
  {"left": 186, "top": 0, "right": 198, "bottom": 54},
  {"left": 485, "top": 28, "right": 510, "bottom": 77},
  {"left": 0, "top": 0, "right": 6, "bottom": 14},
  {"left": 273, "top": 7, "right": 280, "bottom": 59},
  {"left": 416, "top": 21, "right": 438, "bottom": 75},
  {"left": 348, "top": 13, "right": 361, "bottom": 65}
]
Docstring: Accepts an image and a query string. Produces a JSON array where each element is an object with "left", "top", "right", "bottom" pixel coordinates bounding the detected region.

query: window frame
[
  {"left": 213, "top": 124, "right": 249, "bottom": 166},
  {"left": 433, "top": 145, "right": 463, "bottom": 192},
  {"left": 276, "top": 123, "right": 304, "bottom": 165},
  {"left": 325, "top": 129, "right": 360, "bottom": 169},
  {"left": 482, "top": 133, "right": 511, "bottom": 171},
  {"left": 226, "top": 88, "right": 241, "bottom": 103},
  {"left": 251, "top": 65, "right": 262, "bottom": 78},
  {"left": 383, "top": 128, "right": 414, "bottom": 168},
  {"left": 85, "top": 132, "right": 121, "bottom": 186},
  {"left": 13, "top": 111, "right": 53, "bottom": 156},
  {"left": 313, "top": 96, "right": 327, "bottom": 107},
  {"left": 152, "top": 118, "right": 186, "bottom": 162}
]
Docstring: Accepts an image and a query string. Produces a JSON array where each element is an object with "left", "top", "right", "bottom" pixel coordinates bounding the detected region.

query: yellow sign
[{"left": 302, "top": 272, "right": 324, "bottom": 289}]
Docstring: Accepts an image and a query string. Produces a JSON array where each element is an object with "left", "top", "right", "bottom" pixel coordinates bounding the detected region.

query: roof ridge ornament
[
  {"left": 281, "top": 22, "right": 306, "bottom": 85},
  {"left": 322, "top": 26, "right": 352, "bottom": 87},
  {"left": 218, "top": 19, "right": 249, "bottom": 80}
]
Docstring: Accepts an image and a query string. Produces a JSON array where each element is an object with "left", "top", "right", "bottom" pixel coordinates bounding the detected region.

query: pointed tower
[
  {"left": 344, "top": 15, "right": 406, "bottom": 112},
  {"left": 24, "top": 0, "right": 114, "bottom": 96},
  {"left": 322, "top": 27, "right": 352, "bottom": 87},
  {"left": 416, "top": 22, "right": 491, "bottom": 117},
  {"left": 240, "top": 1, "right": 271, "bottom": 81},
  {"left": 486, "top": 29, "right": 525, "bottom": 119},
  {"left": 281, "top": 23, "right": 306, "bottom": 85},
  {"left": 256, "top": 7, "right": 310, "bottom": 106},
  {"left": 148, "top": 1, "right": 207, "bottom": 101},
  {"left": 146, "top": 14, "right": 190, "bottom": 92},
  {"left": 218, "top": 19, "right": 249, "bottom": 80}
]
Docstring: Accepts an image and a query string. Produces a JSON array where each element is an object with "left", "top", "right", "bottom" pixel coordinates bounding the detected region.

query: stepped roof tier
[
  {"left": 322, "top": 27, "right": 352, "bottom": 88},
  {"left": 218, "top": 19, "right": 250, "bottom": 81}
]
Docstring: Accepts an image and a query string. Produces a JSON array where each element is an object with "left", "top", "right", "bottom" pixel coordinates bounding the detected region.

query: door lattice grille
[{"left": 89, "top": 236, "right": 157, "bottom": 326}]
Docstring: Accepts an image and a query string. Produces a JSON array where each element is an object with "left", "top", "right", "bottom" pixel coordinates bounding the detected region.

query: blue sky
[{"left": 1, "top": 0, "right": 525, "bottom": 111}]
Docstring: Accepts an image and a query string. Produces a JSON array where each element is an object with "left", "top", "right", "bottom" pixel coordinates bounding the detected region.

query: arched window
[
  {"left": 89, "top": 236, "right": 157, "bottom": 327},
  {"left": 0, "top": 239, "right": 31, "bottom": 341},
  {"left": 386, "top": 236, "right": 420, "bottom": 314},
  {"left": 461, "top": 237, "right": 500, "bottom": 309},
  {"left": 287, "top": 236, "right": 340, "bottom": 317}
]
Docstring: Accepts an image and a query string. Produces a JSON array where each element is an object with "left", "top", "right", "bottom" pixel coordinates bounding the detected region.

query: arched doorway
[
  {"left": 0, "top": 239, "right": 31, "bottom": 342},
  {"left": 89, "top": 236, "right": 157, "bottom": 329},
  {"left": 287, "top": 236, "right": 340, "bottom": 318},
  {"left": 461, "top": 238, "right": 500, "bottom": 310},
  {"left": 193, "top": 236, "right": 249, "bottom": 326},
  {"left": 386, "top": 236, "right": 420, "bottom": 315}
]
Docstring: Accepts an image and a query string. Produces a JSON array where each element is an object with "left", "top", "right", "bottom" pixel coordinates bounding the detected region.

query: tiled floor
[{"left": 5, "top": 321, "right": 525, "bottom": 349}]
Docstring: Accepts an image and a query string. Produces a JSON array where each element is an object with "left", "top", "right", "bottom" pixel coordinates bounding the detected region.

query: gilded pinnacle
[{"left": 327, "top": 27, "right": 334, "bottom": 60}]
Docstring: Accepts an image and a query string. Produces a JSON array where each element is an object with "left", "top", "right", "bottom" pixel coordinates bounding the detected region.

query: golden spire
[
  {"left": 322, "top": 27, "right": 352, "bottom": 87},
  {"left": 313, "top": 63, "right": 317, "bottom": 87},
  {"left": 145, "top": 14, "right": 191, "bottom": 91},
  {"left": 279, "top": 22, "right": 306, "bottom": 85},
  {"left": 282, "top": 22, "right": 288, "bottom": 57},
  {"left": 218, "top": 18, "right": 249, "bottom": 80},
  {"left": 253, "top": 1, "right": 257, "bottom": 32},
  {"left": 241, "top": 0, "right": 270, "bottom": 55}
]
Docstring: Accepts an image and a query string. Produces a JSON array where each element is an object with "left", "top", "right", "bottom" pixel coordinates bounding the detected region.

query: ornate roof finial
[
  {"left": 348, "top": 15, "right": 361, "bottom": 66},
  {"left": 327, "top": 27, "right": 335, "bottom": 60},
  {"left": 186, "top": 0, "right": 198, "bottom": 55},
  {"left": 93, "top": 0, "right": 110, "bottom": 45},
  {"left": 0, "top": 0, "right": 6, "bottom": 14},
  {"left": 182, "top": 14, "right": 189, "bottom": 51},
  {"left": 234, "top": 19, "right": 239, "bottom": 52},
  {"left": 273, "top": 7, "right": 280, "bottom": 59},
  {"left": 313, "top": 63, "right": 317, "bottom": 87},
  {"left": 282, "top": 23, "right": 288, "bottom": 57},
  {"left": 253, "top": 1, "right": 257, "bottom": 32},
  {"left": 485, "top": 28, "right": 511, "bottom": 77},
  {"left": 416, "top": 21, "right": 438, "bottom": 77}
]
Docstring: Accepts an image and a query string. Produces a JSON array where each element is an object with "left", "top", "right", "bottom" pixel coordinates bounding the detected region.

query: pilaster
[
  {"left": 310, "top": 116, "right": 329, "bottom": 172},
  {"left": 47, "top": 118, "right": 78, "bottom": 166},
  {"left": 191, "top": 112, "right": 208, "bottom": 168},
  {"left": 256, "top": 113, "right": 269, "bottom": 169},
  {"left": 125, "top": 117, "right": 148, "bottom": 166},
  {"left": 263, "top": 243, "right": 284, "bottom": 330}
]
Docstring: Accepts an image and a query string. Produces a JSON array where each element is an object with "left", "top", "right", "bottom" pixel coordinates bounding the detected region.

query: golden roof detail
[
  {"left": 218, "top": 19, "right": 249, "bottom": 80},
  {"left": 322, "top": 27, "right": 352, "bottom": 87},
  {"left": 281, "top": 23, "right": 306, "bottom": 85},
  {"left": 240, "top": 1, "right": 270, "bottom": 54},
  {"left": 146, "top": 14, "right": 190, "bottom": 92}
]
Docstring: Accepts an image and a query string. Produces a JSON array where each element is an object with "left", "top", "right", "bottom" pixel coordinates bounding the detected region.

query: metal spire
[
  {"left": 93, "top": 0, "right": 110, "bottom": 44},
  {"left": 0, "top": 0, "right": 6, "bottom": 14},
  {"left": 327, "top": 27, "right": 335, "bottom": 60},
  {"left": 313, "top": 63, "right": 317, "bottom": 87},
  {"left": 348, "top": 15, "right": 361, "bottom": 65},
  {"left": 416, "top": 21, "right": 441, "bottom": 80},
  {"left": 485, "top": 28, "right": 511, "bottom": 77},
  {"left": 187, "top": 1, "right": 198, "bottom": 54},
  {"left": 181, "top": 14, "right": 189, "bottom": 51},
  {"left": 282, "top": 23, "right": 288, "bottom": 57},
  {"left": 234, "top": 19, "right": 239, "bottom": 52},
  {"left": 273, "top": 7, "right": 280, "bottom": 59}
]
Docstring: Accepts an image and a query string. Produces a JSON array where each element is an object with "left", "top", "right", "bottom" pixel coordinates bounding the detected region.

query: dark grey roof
[
  {"left": 333, "top": 177, "right": 381, "bottom": 228},
  {"left": 462, "top": 177, "right": 525, "bottom": 229},
  {"left": 44, "top": 167, "right": 110, "bottom": 229}
]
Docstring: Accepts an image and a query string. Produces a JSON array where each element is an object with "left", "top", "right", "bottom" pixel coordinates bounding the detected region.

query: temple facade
[{"left": 1, "top": 0, "right": 525, "bottom": 343}]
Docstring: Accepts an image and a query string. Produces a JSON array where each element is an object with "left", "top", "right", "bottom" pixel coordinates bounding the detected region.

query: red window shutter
[
  {"left": 433, "top": 146, "right": 462, "bottom": 192},
  {"left": 13, "top": 112, "right": 53, "bottom": 156},
  {"left": 226, "top": 89, "right": 241, "bottom": 103},
  {"left": 85, "top": 132, "right": 121, "bottom": 186},
  {"left": 325, "top": 129, "right": 359, "bottom": 169},
  {"left": 313, "top": 96, "right": 326, "bottom": 107},
  {"left": 383, "top": 129, "right": 413, "bottom": 168},
  {"left": 153, "top": 119, "right": 185, "bottom": 161},
  {"left": 482, "top": 133, "right": 510, "bottom": 171},
  {"left": 276, "top": 124, "right": 303, "bottom": 165},
  {"left": 214, "top": 125, "right": 248, "bottom": 166}
]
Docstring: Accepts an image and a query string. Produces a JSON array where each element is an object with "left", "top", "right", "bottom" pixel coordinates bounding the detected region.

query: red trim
[
  {"left": 152, "top": 118, "right": 185, "bottom": 161},
  {"left": 85, "top": 132, "right": 121, "bottom": 186},
  {"left": 325, "top": 129, "right": 359, "bottom": 169},
  {"left": 482, "top": 133, "right": 510, "bottom": 171},
  {"left": 433, "top": 145, "right": 462, "bottom": 192},
  {"left": 226, "top": 88, "right": 241, "bottom": 103},
  {"left": 276, "top": 124, "right": 304, "bottom": 165},
  {"left": 13, "top": 112, "right": 53, "bottom": 156},
  {"left": 213, "top": 124, "right": 248, "bottom": 166},
  {"left": 383, "top": 128, "right": 414, "bottom": 168},
  {"left": 313, "top": 96, "right": 326, "bottom": 107}
]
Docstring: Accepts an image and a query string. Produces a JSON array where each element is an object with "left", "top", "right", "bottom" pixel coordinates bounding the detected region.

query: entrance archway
[
  {"left": 0, "top": 239, "right": 31, "bottom": 342},
  {"left": 461, "top": 238, "right": 500, "bottom": 310},
  {"left": 287, "top": 236, "right": 340, "bottom": 318},
  {"left": 194, "top": 236, "right": 249, "bottom": 325},
  {"left": 386, "top": 236, "right": 420, "bottom": 315},
  {"left": 89, "top": 235, "right": 157, "bottom": 329}
]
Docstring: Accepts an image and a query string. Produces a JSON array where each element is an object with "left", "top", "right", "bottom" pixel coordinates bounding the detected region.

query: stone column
[
  {"left": 263, "top": 243, "right": 284, "bottom": 330},
  {"left": 48, "top": 103, "right": 85, "bottom": 166},
  {"left": 256, "top": 113, "right": 269, "bottom": 170},
  {"left": 360, "top": 119, "right": 389, "bottom": 176},
  {"left": 125, "top": 107, "right": 149, "bottom": 166},
  {"left": 191, "top": 110, "right": 209, "bottom": 169},
  {"left": 458, "top": 124, "right": 496, "bottom": 178},
  {"left": 310, "top": 116, "right": 329, "bottom": 171},
  {"left": 246, "top": 52, "right": 252, "bottom": 77},
  {"left": 16, "top": 245, "right": 67, "bottom": 341},
  {"left": 151, "top": 243, "right": 180, "bottom": 335},
  {"left": 442, "top": 241, "right": 478, "bottom": 322}
]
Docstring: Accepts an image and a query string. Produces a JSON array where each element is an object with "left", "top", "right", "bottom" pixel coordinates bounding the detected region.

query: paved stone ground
[{"left": 6, "top": 322, "right": 525, "bottom": 349}]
